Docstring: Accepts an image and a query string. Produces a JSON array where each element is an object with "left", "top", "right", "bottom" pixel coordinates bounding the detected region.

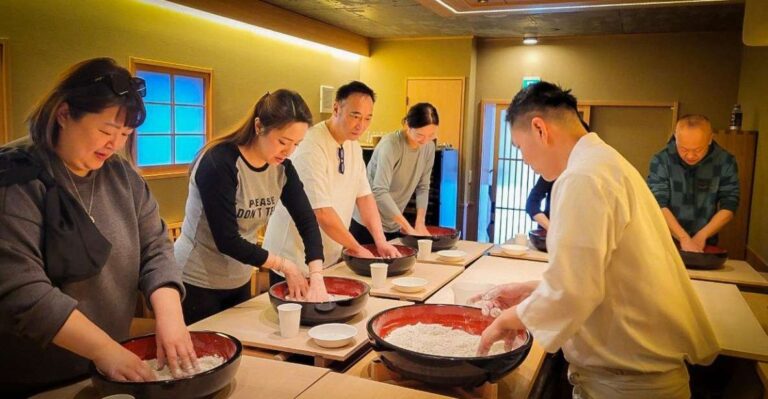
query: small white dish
[
  {"left": 500, "top": 244, "right": 528, "bottom": 256},
  {"left": 308, "top": 323, "right": 357, "bottom": 348},
  {"left": 392, "top": 277, "right": 428, "bottom": 293},
  {"left": 437, "top": 249, "right": 467, "bottom": 262}
]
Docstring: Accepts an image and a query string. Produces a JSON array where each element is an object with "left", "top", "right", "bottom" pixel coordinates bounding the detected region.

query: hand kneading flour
[
  {"left": 386, "top": 323, "right": 519, "bottom": 357},
  {"left": 144, "top": 355, "right": 225, "bottom": 381}
]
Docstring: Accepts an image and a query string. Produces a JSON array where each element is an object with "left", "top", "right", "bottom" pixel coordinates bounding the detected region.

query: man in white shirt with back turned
[
  {"left": 473, "top": 82, "right": 718, "bottom": 398},
  {"left": 263, "top": 81, "right": 399, "bottom": 286}
]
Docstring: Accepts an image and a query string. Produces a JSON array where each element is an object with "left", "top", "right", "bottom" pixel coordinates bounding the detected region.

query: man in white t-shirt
[
  {"left": 473, "top": 82, "right": 718, "bottom": 398},
  {"left": 264, "top": 81, "right": 400, "bottom": 278}
]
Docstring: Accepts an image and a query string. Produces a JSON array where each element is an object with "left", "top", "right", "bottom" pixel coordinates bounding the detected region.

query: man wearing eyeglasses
[
  {"left": 264, "top": 81, "right": 400, "bottom": 276},
  {"left": 647, "top": 114, "right": 740, "bottom": 253}
]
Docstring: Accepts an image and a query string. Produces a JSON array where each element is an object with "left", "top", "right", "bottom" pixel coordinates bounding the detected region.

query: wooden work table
[
  {"left": 488, "top": 245, "right": 548, "bottom": 263},
  {"left": 298, "top": 371, "right": 451, "bottom": 399},
  {"left": 31, "top": 355, "right": 329, "bottom": 399},
  {"left": 390, "top": 238, "right": 493, "bottom": 267},
  {"left": 324, "top": 261, "right": 463, "bottom": 302},
  {"left": 190, "top": 293, "right": 411, "bottom": 367},
  {"left": 687, "top": 259, "right": 768, "bottom": 290}
]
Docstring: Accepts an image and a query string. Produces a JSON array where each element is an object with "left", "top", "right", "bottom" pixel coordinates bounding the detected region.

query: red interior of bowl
[
  {"left": 372, "top": 305, "right": 494, "bottom": 338},
  {"left": 400, "top": 226, "right": 458, "bottom": 238},
  {"left": 702, "top": 245, "right": 727, "bottom": 255},
  {"left": 271, "top": 276, "right": 367, "bottom": 300},
  {"left": 426, "top": 226, "right": 457, "bottom": 237},
  {"left": 344, "top": 243, "right": 416, "bottom": 258},
  {"left": 122, "top": 332, "right": 238, "bottom": 361}
]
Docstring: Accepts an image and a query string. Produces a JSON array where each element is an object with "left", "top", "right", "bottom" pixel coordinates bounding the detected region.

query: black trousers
[
  {"left": 349, "top": 219, "right": 401, "bottom": 245},
  {"left": 182, "top": 281, "right": 251, "bottom": 325}
]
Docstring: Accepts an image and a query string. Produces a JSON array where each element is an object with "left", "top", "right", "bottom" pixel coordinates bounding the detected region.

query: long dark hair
[
  {"left": 403, "top": 102, "right": 439, "bottom": 128},
  {"left": 198, "top": 89, "right": 312, "bottom": 163},
  {"left": 27, "top": 57, "right": 146, "bottom": 164}
]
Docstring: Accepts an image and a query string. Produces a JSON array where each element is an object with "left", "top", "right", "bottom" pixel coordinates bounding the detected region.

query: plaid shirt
[{"left": 647, "top": 138, "right": 739, "bottom": 243}]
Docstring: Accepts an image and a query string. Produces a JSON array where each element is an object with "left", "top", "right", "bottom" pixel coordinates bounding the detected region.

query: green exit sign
[{"left": 522, "top": 76, "right": 541, "bottom": 88}]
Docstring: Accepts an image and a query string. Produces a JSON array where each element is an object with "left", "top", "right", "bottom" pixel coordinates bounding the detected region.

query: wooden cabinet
[{"left": 714, "top": 130, "right": 758, "bottom": 260}]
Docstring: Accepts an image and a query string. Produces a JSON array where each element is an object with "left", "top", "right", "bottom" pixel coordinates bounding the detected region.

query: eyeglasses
[
  {"left": 337, "top": 145, "right": 345, "bottom": 174},
  {"left": 93, "top": 74, "right": 146, "bottom": 98}
]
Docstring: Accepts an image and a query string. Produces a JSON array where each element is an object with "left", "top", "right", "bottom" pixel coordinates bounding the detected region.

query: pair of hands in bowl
[
  {"left": 346, "top": 242, "right": 402, "bottom": 259},
  {"left": 95, "top": 288, "right": 199, "bottom": 382},
  {"left": 402, "top": 225, "right": 431, "bottom": 237},
  {"left": 282, "top": 258, "right": 330, "bottom": 302},
  {"left": 679, "top": 234, "right": 707, "bottom": 253},
  {"left": 468, "top": 281, "right": 539, "bottom": 356}
]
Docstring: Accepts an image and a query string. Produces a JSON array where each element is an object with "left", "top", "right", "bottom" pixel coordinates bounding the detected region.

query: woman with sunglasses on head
[
  {"left": 0, "top": 58, "right": 196, "bottom": 397},
  {"left": 175, "top": 90, "right": 326, "bottom": 325},
  {"left": 350, "top": 103, "right": 439, "bottom": 244}
]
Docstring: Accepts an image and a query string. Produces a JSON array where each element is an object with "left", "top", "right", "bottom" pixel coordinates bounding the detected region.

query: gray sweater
[
  {"left": 353, "top": 131, "right": 435, "bottom": 232},
  {"left": 0, "top": 141, "right": 183, "bottom": 392}
]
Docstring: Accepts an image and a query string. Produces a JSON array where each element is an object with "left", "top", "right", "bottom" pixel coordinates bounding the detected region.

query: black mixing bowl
[
  {"left": 91, "top": 331, "right": 241, "bottom": 399},
  {"left": 528, "top": 228, "right": 547, "bottom": 252},
  {"left": 367, "top": 304, "right": 532, "bottom": 387},
  {"left": 400, "top": 226, "right": 460, "bottom": 251},
  {"left": 269, "top": 276, "right": 369, "bottom": 325},
  {"left": 679, "top": 245, "right": 728, "bottom": 270},
  {"left": 342, "top": 243, "right": 417, "bottom": 276}
]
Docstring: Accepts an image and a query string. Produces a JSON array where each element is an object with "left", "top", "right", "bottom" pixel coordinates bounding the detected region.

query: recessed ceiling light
[{"left": 523, "top": 34, "right": 538, "bottom": 45}]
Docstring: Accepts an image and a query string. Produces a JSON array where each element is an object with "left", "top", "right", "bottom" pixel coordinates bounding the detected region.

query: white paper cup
[
  {"left": 514, "top": 233, "right": 528, "bottom": 246},
  {"left": 370, "top": 262, "right": 389, "bottom": 289},
  {"left": 417, "top": 239, "right": 433, "bottom": 260},
  {"left": 277, "top": 303, "right": 302, "bottom": 338},
  {"left": 452, "top": 281, "right": 495, "bottom": 306}
]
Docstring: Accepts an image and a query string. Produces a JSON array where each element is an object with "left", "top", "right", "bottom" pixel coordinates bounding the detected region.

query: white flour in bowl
[
  {"left": 385, "top": 323, "right": 519, "bottom": 357},
  {"left": 144, "top": 355, "right": 225, "bottom": 381}
]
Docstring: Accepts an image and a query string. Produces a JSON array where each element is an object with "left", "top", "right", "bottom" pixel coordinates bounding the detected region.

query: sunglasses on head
[
  {"left": 93, "top": 74, "right": 146, "bottom": 98},
  {"left": 337, "top": 145, "right": 345, "bottom": 175}
]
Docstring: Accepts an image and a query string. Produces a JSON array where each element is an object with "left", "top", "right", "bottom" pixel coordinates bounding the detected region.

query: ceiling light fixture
[
  {"left": 433, "top": 0, "right": 729, "bottom": 15},
  {"left": 523, "top": 34, "right": 538, "bottom": 45}
]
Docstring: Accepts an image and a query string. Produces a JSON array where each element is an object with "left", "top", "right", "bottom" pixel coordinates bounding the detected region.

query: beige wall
[
  {"left": 738, "top": 45, "right": 768, "bottom": 263},
  {"left": 0, "top": 0, "right": 359, "bottom": 222},
  {"left": 476, "top": 32, "right": 742, "bottom": 128}
]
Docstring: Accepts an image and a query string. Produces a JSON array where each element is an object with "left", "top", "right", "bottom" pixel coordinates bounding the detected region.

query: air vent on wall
[{"left": 320, "top": 85, "right": 334, "bottom": 114}]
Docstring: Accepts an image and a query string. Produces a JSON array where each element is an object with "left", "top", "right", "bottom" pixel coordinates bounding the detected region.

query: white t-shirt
[
  {"left": 263, "top": 121, "right": 372, "bottom": 271},
  {"left": 517, "top": 133, "right": 719, "bottom": 373}
]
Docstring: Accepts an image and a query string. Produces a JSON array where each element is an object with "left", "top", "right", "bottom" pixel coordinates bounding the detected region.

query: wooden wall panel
[{"left": 715, "top": 130, "right": 758, "bottom": 260}]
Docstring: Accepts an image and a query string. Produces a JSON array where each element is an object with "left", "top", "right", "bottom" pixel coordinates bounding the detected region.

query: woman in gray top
[
  {"left": 350, "top": 103, "right": 439, "bottom": 244},
  {"left": 0, "top": 58, "right": 195, "bottom": 397}
]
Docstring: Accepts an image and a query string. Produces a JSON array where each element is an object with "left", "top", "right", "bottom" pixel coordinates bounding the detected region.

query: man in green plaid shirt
[{"left": 647, "top": 115, "right": 739, "bottom": 252}]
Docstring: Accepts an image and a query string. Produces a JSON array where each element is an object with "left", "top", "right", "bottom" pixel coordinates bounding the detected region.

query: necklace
[{"left": 64, "top": 166, "right": 97, "bottom": 223}]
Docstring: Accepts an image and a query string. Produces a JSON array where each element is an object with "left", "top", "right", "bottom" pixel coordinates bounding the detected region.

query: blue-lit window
[{"left": 134, "top": 66, "right": 209, "bottom": 170}]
